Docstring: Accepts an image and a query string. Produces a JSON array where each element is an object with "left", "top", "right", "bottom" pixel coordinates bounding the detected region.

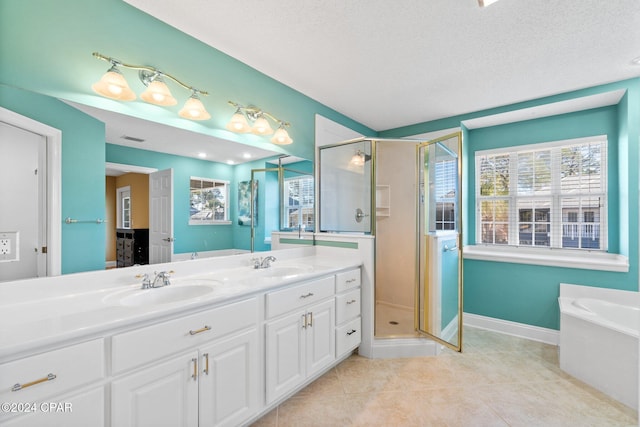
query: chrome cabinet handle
[
  {"left": 345, "top": 278, "right": 356, "bottom": 283},
  {"left": 189, "top": 325, "right": 211, "bottom": 335},
  {"left": 300, "top": 292, "right": 314, "bottom": 299},
  {"left": 307, "top": 312, "right": 313, "bottom": 328},
  {"left": 203, "top": 353, "right": 209, "bottom": 375},
  {"left": 346, "top": 329, "right": 357, "bottom": 336},
  {"left": 346, "top": 299, "right": 357, "bottom": 305},
  {"left": 301, "top": 314, "right": 307, "bottom": 329},
  {"left": 12, "top": 373, "right": 56, "bottom": 392},
  {"left": 192, "top": 358, "right": 198, "bottom": 380}
]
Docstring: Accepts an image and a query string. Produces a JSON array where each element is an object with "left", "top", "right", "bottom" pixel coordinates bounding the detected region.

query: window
[
  {"left": 283, "top": 175, "right": 314, "bottom": 230},
  {"left": 189, "top": 177, "right": 230, "bottom": 224},
  {"left": 434, "top": 158, "right": 457, "bottom": 230},
  {"left": 476, "top": 136, "right": 607, "bottom": 250}
]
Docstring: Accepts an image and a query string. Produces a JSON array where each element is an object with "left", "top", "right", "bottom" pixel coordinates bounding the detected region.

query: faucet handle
[
  {"left": 251, "top": 257, "right": 262, "bottom": 269},
  {"left": 136, "top": 273, "right": 152, "bottom": 289}
]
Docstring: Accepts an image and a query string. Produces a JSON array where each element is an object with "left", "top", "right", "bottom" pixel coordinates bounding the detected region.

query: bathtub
[{"left": 558, "top": 283, "right": 639, "bottom": 410}]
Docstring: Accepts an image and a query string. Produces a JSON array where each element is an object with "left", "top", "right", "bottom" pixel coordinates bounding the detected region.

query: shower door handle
[{"left": 355, "top": 208, "right": 369, "bottom": 223}]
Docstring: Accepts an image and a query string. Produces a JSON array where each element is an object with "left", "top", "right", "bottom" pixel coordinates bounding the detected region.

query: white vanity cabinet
[
  {"left": 265, "top": 276, "right": 336, "bottom": 404},
  {"left": 110, "top": 297, "right": 259, "bottom": 427},
  {"left": 0, "top": 339, "right": 105, "bottom": 427},
  {"left": 335, "top": 269, "right": 362, "bottom": 357}
]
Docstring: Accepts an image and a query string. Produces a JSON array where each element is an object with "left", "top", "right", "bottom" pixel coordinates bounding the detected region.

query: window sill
[
  {"left": 188, "top": 220, "right": 232, "bottom": 226},
  {"left": 463, "top": 245, "right": 629, "bottom": 272}
]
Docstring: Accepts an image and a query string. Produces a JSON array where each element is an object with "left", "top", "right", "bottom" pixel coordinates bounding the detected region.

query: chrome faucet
[
  {"left": 152, "top": 271, "right": 172, "bottom": 288},
  {"left": 260, "top": 256, "right": 276, "bottom": 268},
  {"left": 252, "top": 256, "right": 277, "bottom": 269}
]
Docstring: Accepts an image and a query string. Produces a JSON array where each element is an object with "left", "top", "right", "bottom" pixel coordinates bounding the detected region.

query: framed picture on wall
[{"left": 238, "top": 180, "right": 257, "bottom": 226}]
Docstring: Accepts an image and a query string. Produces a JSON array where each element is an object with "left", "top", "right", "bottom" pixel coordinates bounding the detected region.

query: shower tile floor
[{"left": 251, "top": 326, "right": 638, "bottom": 427}]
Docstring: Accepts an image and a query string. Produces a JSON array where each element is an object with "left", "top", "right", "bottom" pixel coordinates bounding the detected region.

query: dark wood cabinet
[{"left": 116, "top": 228, "right": 149, "bottom": 267}]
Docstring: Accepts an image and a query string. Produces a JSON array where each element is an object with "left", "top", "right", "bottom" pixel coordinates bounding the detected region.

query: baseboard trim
[
  {"left": 370, "top": 337, "right": 438, "bottom": 359},
  {"left": 463, "top": 312, "right": 559, "bottom": 345}
]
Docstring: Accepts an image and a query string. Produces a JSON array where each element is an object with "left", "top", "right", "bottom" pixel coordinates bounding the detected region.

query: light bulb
[{"left": 92, "top": 66, "right": 136, "bottom": 101}]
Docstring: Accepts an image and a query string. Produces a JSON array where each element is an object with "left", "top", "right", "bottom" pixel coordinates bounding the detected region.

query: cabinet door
[
  {"left": 265, "top": 310, "right": 306, "bottom": 404},
  {"left": 2, "top": 386, "right": 104, "bottom": 427},
  {"left": 306, "top": 299, "right": 336, "bottom": 378},
  {"left": 112, "top": 352, "right": 199, "bottom": 427},
  {"left": 199, "top": 329, "right": 259, "bottom": 427}
]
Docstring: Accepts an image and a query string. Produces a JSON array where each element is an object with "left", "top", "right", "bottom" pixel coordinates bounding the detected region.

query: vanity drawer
[
  {"left": 336, "top": 317, "right": 361, "bottom": 357},
  {"left": 335, "top": 268, "right": 360, "bottom": 293},
  {"left": 0, "top": 339, "right": 104, "bottom": 406},
  {"left": 335, "top": 288, "right": 361, "bottom": 325},
  {"left": 112, "top": 297, "right": 258, "bottom": 374},
  {"left": 266, "top": 276, "right": 335, "bottom": 319}
]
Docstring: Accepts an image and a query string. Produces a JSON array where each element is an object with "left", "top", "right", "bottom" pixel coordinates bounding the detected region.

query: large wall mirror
[{"left": 0, "top": 89, "right": 312, "bottom": 281}]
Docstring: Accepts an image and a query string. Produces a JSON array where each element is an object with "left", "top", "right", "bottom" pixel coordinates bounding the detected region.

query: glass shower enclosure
[{"left": 318, "top": 134, "right": 463, "bottom": 351}]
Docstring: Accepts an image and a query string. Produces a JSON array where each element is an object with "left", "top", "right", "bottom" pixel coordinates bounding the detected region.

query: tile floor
[{"left": 251, "top": 326, "right": 638, "bottom": 427}]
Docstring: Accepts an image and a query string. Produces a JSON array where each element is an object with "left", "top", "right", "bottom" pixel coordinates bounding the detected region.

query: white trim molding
[
  {"left": 464, "top": 312, "right": 559, "bottom": 345},
  {"left": 464, "top": 245, "right": 629, "bottom": 272}
]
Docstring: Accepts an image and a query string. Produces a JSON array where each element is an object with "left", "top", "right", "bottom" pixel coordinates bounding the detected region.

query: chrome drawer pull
[
  {"left": 12, "top": 373, "right": 56, "bottom": 392},
  {"left": 299, "top": 292, "right": 314, "bottom": 299},
  {"left": 345, "top": 278, "right": 356, "bottom": 283},
  {"left": 346, "top": 299, "right": 357, "bottom": 305},
  {"left": 346, "top": 329, "right": 357, "bottom": 336},
  {"left": 189, "top": 325, "right": 212, "bottom": 335}
]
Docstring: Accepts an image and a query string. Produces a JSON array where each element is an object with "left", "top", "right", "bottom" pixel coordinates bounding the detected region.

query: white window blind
[{"left": 476, "top": 136, "right": 607, "bottom": 250}]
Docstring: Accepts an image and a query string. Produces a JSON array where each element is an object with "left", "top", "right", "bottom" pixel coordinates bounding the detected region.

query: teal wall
[
  {"left": 0, "top": 85, "right": 106, "bottom": 274},
  {"left": 381, "top": 78, "right": 640, "bottom": 330},
  {"left": 0, "top": 0, "right": 374, "bottom": 162}
]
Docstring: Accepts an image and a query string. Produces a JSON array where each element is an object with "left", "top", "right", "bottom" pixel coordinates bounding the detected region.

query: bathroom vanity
[{"left": 0, "top": 247, "right": 362, "bottom": 426}]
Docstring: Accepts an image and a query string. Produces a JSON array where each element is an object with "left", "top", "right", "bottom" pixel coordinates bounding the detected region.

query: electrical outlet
[{"left": 0, "top": 239, "right": 10, "bottom": 255}]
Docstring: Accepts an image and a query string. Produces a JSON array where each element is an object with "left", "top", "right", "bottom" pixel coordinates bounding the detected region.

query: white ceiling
[{"left": 123, "top": 0, "right": 640, "bottom": 131}]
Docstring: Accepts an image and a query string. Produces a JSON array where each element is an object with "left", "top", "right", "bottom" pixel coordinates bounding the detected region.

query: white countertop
[{"left": 0, "top": 247, "right": 361, "bottom": 361}]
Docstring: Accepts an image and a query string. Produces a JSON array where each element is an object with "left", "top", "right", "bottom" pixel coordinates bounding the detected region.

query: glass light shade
[
  {"left": 92, "top": 67, "right": 136, "bottom": 101},
  {"left": 251, "top": 116, "right": 274, "bottom": 135},
  {"left": 140, "top": 79, "right": 177, "bottom": 106},
  {"left": 226, "top": 110, "right": 251, "bottom": 133},
  {"left": 179, "top": 95, "right": 211, "bottom": 120},
  {"left": 270, "top": 125, "right": 293, "bottom": 145},
  {"left": 350, "top": 151, "right": 365, "bottom": 167}
]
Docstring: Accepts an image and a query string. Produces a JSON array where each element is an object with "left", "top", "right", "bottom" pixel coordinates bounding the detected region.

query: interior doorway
[{"left": 0, "top": 107, "right": 61, "bottom": 281}]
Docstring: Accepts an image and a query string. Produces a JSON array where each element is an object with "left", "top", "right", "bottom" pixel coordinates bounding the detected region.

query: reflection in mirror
[
  {"left": 319, "top": 140, "right": 373, "bottom": 233},
  {"left": 0, "top": 86, "right": 312, "bottom": 277}
]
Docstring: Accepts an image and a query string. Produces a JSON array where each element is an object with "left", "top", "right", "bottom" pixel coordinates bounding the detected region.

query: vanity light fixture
[
  {"left": 91, "top": 52, "right": 210, "bottom": 121},
  {"left": 226, "top": 101, "right": 293, "bottom": 145},
  {"left": 349, "top": 150, "right": 371, "bottom": 167}
]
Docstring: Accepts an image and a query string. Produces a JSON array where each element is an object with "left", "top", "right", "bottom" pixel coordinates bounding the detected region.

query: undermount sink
[{"left": 105, "top": 279, "right": 219, "bottom": 307}]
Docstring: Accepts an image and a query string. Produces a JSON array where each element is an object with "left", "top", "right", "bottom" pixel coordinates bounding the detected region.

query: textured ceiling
[{"left": 124, "top": 0, "right": 640, "bottom": 131}]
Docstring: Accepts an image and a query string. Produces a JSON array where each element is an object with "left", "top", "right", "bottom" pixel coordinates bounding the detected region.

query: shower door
[{"left": 416, "top": 132, "right": 463, "bottom": 351}]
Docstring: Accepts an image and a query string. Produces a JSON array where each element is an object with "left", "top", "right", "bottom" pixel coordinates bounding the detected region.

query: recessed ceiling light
[
  {"left": 243, "top": 153, "right": 252, "bottom": 159},
  {"left": 197, "top": 152, "right": 207, "bottom": 158},
  {"left": 226, "top": 160, "right": 235, "bottom": 165},
  {"left": 478, "top": 0, "right": 500, "bottom": 7}
]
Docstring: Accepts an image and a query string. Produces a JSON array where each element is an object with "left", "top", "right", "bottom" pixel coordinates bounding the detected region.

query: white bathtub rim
[{"left": 559, "top": 283, "right": 639, "bottom": 340}]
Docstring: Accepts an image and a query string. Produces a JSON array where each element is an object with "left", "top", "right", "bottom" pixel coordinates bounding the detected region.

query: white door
[
  {"left": 0, "top": 122, "right": 46, "bottom": 281},
  {"left": 149, "top": 169, "right": 173, "bottom": 264},
  {"left": 111, "top": 352, "right": 199, "bottom": 427},
  {"left": 199, "top": 329, "right": 259, "bottom": 427}
]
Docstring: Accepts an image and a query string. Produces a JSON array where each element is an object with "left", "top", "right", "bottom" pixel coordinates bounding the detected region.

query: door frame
[{"left": 0, "top": 106, "right": 61, "bottom": 276}]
